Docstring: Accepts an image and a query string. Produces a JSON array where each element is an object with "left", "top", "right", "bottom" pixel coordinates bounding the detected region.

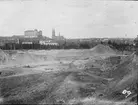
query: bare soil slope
[
  {"left": 0, "top": 49, "right": 137, "bottom": 105},
  {"left": 90, "top": 44, "right": 116, "bottom": 55}
]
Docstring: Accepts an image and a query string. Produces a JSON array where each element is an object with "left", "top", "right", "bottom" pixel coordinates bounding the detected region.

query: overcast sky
[{"left": 0, "top": 0, "right": 138, "bottom": 38}]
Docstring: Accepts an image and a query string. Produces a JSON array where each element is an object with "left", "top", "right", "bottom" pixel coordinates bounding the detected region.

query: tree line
[
  {"left": 107, "top": 40, "right": 135, "bottom": 52},
  {"left": 0, "top": 40, "right": 136, "bottom": 53}
]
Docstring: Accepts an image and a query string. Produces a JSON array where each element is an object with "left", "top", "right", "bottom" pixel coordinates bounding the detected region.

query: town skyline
[
  {"left": 0, "top": 28, "right": 136, "bottom": 39},
  {"left": 0, "top": 0, "right": 138, "bottom": 38}
]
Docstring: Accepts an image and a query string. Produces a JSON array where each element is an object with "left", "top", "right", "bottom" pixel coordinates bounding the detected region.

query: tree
[{"left": 79, "top": 42, "right": 90, "bottom": 49}]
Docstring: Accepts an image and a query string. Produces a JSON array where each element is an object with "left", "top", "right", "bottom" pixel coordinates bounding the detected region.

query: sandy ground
[{"left": 0, "top": 45, "right": 137, "bottom": 105}]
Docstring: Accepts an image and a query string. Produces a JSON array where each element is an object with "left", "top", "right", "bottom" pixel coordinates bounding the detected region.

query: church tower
[{"left": 52, "top": 28, "right": 56, "bottom": 39}]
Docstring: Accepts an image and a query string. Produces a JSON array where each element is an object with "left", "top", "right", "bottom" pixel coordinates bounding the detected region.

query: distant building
[
  {"left": 52, "top": 28, "right": 65, "bottom": 40},
  {"left": 24, "top": 29, "right": 43, "bottom": 38},
  {"left": 12, "top": 35, "right": 25, "bottom": 39},
  {"left": 20, "top": 38, "right": 39, "bottom": 44},
  {"left": 39, "top": 40, "right": 59, "bottom": 46},
  {"left": 80, "top": 38, "right": 91, "bottom": 42},
  {"left": 22, "top": 42, "right": 33, "bottom": 44},
  {"left": 0, "top": 37, "right": 19, "bottom": 45}
]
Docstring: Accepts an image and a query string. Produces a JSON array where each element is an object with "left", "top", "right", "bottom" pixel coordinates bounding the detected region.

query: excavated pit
[{"left": 0, "top": 45, "right": 137, "bottom": 105}]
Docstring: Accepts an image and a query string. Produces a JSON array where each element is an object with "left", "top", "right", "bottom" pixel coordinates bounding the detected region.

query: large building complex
[
  {"left": 0, "top": 29, "right": 61, "bottom": 49},
  {"left": 24, "top": 29, "right": 42, "bottom": 38}
]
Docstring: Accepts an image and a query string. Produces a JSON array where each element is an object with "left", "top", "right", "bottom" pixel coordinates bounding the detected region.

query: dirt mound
[
  {"left": 110, "top": 53, "right": 136, "bottom": 79},
  {"left": 9, "top": 52, "right": 44, "bottom": 66},
  {"left": 78, "top": 53, "right": 138, "bottom": 102},
  {"left": 0, "top": 50, "right": 137, "bottom": 104},
  {"left": 90, "top": 44, "right": 116, "bottom": 55},
  {"left": 103, "top": 53, "right": 138, "bottom": 102},
  {"left": 0, "top": 49, "right": 8, "bottom": 65}
]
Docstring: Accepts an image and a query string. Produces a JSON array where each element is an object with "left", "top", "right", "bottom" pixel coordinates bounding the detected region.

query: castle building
[{"left": 24, "top": 29, "right": 42, "bottom": 38}]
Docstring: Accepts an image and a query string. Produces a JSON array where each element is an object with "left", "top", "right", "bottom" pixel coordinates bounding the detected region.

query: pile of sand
[
  {"left": 9, "top": 52, "right": 44, "bottom": 66},
  {"left": 90, "top": 44, "right": 116, "bottom": 55},
  {"left": 82, "top": 53, "right": 137, "bottom": 102},
  {"left": 103, "top": 53, "right": 138, "bottom": 102},
  {"left": 0, "top": 49, "right": 8, "bottom": 65}
]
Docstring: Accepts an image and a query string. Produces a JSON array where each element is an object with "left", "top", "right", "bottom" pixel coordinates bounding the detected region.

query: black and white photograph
[{"left": 0, "top": 0, "right": 138, "bottom": 105}]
